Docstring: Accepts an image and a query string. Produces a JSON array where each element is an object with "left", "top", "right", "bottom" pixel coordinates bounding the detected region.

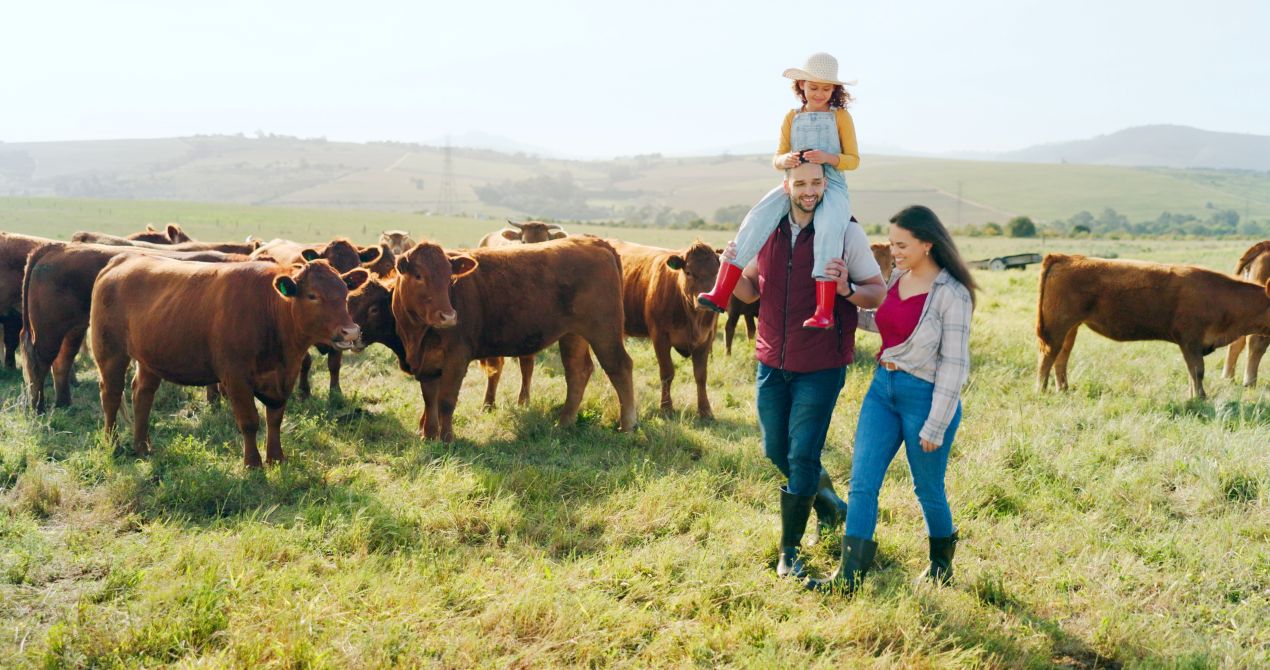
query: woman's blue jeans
[
  {"left": 756, "top": 362, "right": 847, "bottom": 496},
  {"left": 845, "top": 367, "right": 962, "bottom": 540}
]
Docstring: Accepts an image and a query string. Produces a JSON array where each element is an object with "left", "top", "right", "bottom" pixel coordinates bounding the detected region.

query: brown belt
[{"left": 880, "top": 361, "right": 901, "bottom": 372}]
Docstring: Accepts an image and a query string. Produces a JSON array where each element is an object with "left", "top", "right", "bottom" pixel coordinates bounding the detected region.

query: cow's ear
[
  {"left": 342, "top": 268, "right": 370, "bottom": 291},
  {"left": 166, "top": 224, "right": 183, "bottom": 241},
  {"left": 300, "top": 248, "right": 320, "bottom": 262},
  {"left": 145, "top": 224, "right": 157, "bottom": 232},
  {"left": 666, "top": 255, "right": 686, "bottom": 271},
  {"left": 714, "top": 247, "right": 725, "bottom": 256},
  {"left": 500, "top": 228, "right": 521, "bottom": 241},
  {"left": 549, "top": 230, "right": 567, "bottom": 240},
  {"left": 358, "top": 245, "right": 381, "bottom": 264},
  {"left": 449, "top": 253, "right": 478, "bottom": 279},
  {"left": 396, "top": 254, "right": 411, "bottom": 275},
  {"left": 274, "top": 275, "right": 299, "bottom": 298}
]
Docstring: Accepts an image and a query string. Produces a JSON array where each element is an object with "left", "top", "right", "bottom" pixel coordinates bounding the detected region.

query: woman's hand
[
  {"left": 801, "top": 149, "right": 838, "bottom": 167},
  {"left": 920, "top": 438, "right": 940, "bottom": 453}
]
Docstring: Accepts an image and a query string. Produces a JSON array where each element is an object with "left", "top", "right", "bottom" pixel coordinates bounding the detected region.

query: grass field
[{"left": 0, "top": 199, "right": 1267, "bottom": 668}]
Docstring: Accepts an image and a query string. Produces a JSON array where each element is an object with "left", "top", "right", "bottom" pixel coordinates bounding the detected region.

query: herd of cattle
[{"left": 0, "top": 222, "right": 1266, "bottom": 467}]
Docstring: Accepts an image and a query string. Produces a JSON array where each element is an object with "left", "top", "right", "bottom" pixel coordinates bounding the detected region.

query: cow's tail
[
  {"left": 21, "top": 242, "right": 62, "bottom": 348},
  {"left": 1036, "top": 253, "right": 1062, "bottom": 343}
]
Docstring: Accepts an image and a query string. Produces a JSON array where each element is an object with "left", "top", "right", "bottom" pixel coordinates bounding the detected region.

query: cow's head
[
  {"left": 129, "top": 223, "right": 193, "bottom": 245},
  {"left": 506, "top": 220, "right": 566, "bottom": 244},
  {"left": 272, "top": 260, "right": 367, "bottom": 350},
  {"left": 393, "top": 242, "right": 478, "bottom": 329},
  {"left": 871, "top": 242, "right": 895, "bottom": 283},
  {"left": 299, "top": 238, "right": 369, "bottom": 273},
  {"left": 359, "top": 242, "right": 396, "bottom": 277},
  {"left": 347, "top": 275, "right": 399, "bottom": 353},
  {"left": 379, "top": 230, "right": 416, "bottom": 256},
  {"left": 666, "top": 240, "right": 722, "bottom": 300}
]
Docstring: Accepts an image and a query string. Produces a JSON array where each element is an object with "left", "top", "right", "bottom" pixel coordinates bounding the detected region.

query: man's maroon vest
[{"left": 755, "top": 217, "right": 859, "bottom": 372}]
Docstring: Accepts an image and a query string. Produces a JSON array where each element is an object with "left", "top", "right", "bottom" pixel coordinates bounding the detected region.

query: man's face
[{"left": 783, "top": 162, "right": 826, "bottom": 215}]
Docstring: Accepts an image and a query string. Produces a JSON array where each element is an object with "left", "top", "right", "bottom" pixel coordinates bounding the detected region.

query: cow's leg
[
  {"left": 96, "top": 353, "right": 129, "bottom": 446},
  {"left": 652, "top": 333, "right": 676, "bottom": 414},
  {"left": 205, "top": 383, "right": 221, "bottom": 404},
  {"left": 130, "top": 364, "right": 162, "bottom": 456},
  {"left": 587, "top": 332, "right": 638, "bottom": 433},
  {"left": 557, "top": 334, "right": 595, "bottom": 427},
  {"left": 1180, "top": 344, "right": 1207, "bottom": 400},
  {"left": 418, "top": 379, "right": 441, "bottom": 440},
  {"left": 516, "top": 355, "right": 534, "bottom": 406},
  {"left": 222, "top": 379, "right": 262, "bottom": 468},
  {"left": 1052, "top": 326, "right": 1080, "bottom": 392},
  {"left": 327, "top": 350, "right": 343, "bottom": 397},
  {"left": 297, "top": 353, "right": 313, "bottom": 399},
  {"left": 53, "top": 326, "right": 87, "bottom": 408},
  {"left": 724, "top": 311, "right": 739, "bottom": 355},
  {"left": 479, "top": 357, "right": 503, "bottom": 410},
  {"left": 1245, "top": 335, "right": 1268, "bottom": 387},
  {"left": 1, "top": 313, "right": 20, "bottom": 369},
  {"left": 264, "top": 402, "right": 286, "bottom": 464},
  {"left": 437, "top": 364, "right": 467, "bottom": 443},
  {"left": 1224, "top": 336, "right": 1246, "bottom": 380},
  {"left": 691, "top": 345, "right": 714, "bottom": 420}
]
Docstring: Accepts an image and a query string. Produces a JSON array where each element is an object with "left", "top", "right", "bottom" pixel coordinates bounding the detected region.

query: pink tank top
[{"left": 876, "top": 280, "right": 928, "bottom": 359}]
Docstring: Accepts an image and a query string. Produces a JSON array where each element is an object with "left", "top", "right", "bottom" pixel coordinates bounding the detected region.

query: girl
[
  {"left": 697, "top": 52, "right": 861, "bottom": 330},
  {"left": 808, "top": 205, "right": 978, "bottom": 594}
]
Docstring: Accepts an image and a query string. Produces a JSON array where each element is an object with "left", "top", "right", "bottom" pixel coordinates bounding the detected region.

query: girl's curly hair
[{"left": 791, "top": 80, "right": 852, "bottom": 108}]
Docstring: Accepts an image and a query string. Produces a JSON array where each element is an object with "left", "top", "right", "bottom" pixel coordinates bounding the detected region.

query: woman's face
[
  {"left": 889, "top": 224, "right": 933, "bottom": 271},
  {"left": 801, "top": 80, "right": 834, "bottom": 109}
]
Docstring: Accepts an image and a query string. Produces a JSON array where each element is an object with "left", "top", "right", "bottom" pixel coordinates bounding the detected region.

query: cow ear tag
[
  {"left": 274, "top": 276, "right": 299, "bottom": 298},
  {"left": 301, "top": 249, "right": 320, "bottom": 262},
  {"left": 666, "top": 256, "right": 685, "bottom": 271}
]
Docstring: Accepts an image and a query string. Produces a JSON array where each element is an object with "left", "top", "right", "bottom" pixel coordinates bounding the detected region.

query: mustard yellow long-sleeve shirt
[{"left": 772, "top": 108, "right": 860, "bottom": 171}]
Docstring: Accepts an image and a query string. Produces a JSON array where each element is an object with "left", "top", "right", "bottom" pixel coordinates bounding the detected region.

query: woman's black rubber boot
[
  {"left": 806, "top": 534, "right": 878, "bottom": 595},
  {"left": 926, "top": 531, "right": 958, "bottom": 585}
]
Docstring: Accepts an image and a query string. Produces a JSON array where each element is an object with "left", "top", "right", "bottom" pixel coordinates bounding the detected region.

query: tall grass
[{"left": 0, "top": 204, "right": 1266, "bottom": 667}]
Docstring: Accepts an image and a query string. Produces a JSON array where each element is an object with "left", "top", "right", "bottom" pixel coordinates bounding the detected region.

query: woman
[{"left": 809, "top": 205, "right": 977, "bottom": 594}]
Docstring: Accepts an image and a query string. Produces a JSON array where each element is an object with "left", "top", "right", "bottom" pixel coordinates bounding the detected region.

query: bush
[
  {"left": 981, "top": 222, "right": 1003, "bottom": 236},
  {"left": 1006, "top": 216, "right": 1037, "bottom": 238}
]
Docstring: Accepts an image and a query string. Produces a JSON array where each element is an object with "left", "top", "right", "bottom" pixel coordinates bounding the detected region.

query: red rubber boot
[
  {"left": 696, "top": 262, "right": 743, "bottom": 313},
  {"left": 802, "top": 280, "right": 837, "bottom": 330}
]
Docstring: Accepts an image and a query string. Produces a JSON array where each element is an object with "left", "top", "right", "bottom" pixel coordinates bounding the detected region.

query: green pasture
[{"left": 0, "top": 198, "right": 1266, "bottom": 668}]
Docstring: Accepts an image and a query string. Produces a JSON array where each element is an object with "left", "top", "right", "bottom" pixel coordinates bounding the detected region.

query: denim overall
[{"left": 731, "top": 110, "right": 853, "bottom": 279}]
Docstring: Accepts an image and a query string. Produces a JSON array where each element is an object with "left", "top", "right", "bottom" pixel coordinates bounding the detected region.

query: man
[{"left": 728, "top": 160, "right": 886, "bottom": 579}]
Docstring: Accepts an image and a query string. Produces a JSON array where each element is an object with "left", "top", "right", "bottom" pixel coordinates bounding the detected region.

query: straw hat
[{"left": 782, "top": 52, "right": 856, "bottom": 86}]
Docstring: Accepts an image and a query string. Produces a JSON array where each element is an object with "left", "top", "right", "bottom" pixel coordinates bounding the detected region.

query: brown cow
[
  {"left": 69, "top": 231, "right": 261, "bottom": 254},
  {"left": 476, "top": 220, "right": 567, "bottom": 248},
  {"left": 90, "top": 257, "right": 366, "bottom": 467},
  {"left": 252, "top": 238, "right": 388, "bottom": 398},
  {"left": 474, "top": 221, "right": 569, "bottom": 408},
  {"left": 20, "top": 243, "right": 247, "bottom": 412},
  {"left": 610, "top": 239, "right": 720, "bottom": 418},
  {"left": 126, "top": 223, "right": 193, "bottom": 244},
  {"left": 1037, "top": 253, "right": 1270, "bottom": 399},
  {"left": 0, "top": 232, "right": 55, "bottom": 368},
  {"left": 392, "top": 237, "right": 636, "bottom": 442},
  {"left": 379, "top": 230, "right": 416, "bottom": 256},
  {"left": 1223, "top": 240, "right": 1270, "bottom": 386},
  {"left": 723, "top": 241, "right": 894, "bottom": 355}
]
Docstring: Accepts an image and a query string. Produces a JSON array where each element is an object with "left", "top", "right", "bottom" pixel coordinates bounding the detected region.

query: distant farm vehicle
[{"left": 970, "top": 253, "right": 1043, "bottom": 271}]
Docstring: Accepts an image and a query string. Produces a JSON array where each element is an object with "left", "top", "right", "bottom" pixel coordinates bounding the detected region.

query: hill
[
  {"left": 1, "top": 133, "right": 1269, "bottom": 227},
  {"left": 1001, "top": 124, "right": 1270, "bottom": 171}
]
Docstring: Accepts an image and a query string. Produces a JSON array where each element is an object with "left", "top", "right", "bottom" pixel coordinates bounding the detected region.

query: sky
[{"left": 1, "top": 0, "right": 1267, "bottom": 158}]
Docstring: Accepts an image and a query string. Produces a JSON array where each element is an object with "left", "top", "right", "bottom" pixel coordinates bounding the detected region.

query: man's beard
[{"left": 791, "top": 195, "right": 822, "bottom": 214}]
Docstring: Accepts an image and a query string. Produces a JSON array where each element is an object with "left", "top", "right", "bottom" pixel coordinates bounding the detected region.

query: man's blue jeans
[
  {"left": 756, "top": 362, "right": 847, "bottom": 496},
  {"left": 845, "top": 367, "right": 962, "bottom": 540}
]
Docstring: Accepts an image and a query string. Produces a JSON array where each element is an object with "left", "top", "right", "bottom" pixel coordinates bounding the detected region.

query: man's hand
[{"left": 825, "top": 257, "right": 851, "bottom": 295}]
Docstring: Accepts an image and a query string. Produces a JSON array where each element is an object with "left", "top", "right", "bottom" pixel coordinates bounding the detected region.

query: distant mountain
[
  {"left": 1000, "top": 125, "right": 1270, "bottom": 171},
  {"left": 422, "top": 130, "right": 562, "bottom": 158}
]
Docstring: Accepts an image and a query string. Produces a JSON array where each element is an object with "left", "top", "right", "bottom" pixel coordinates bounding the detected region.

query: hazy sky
[{"left": 2, "top": 0, "right": 1266, "bottom": 157}]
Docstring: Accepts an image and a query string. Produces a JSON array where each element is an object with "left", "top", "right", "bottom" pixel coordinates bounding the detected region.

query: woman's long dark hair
[{"left": 890, "top": 205, "right": 978, "bottom": 307}]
